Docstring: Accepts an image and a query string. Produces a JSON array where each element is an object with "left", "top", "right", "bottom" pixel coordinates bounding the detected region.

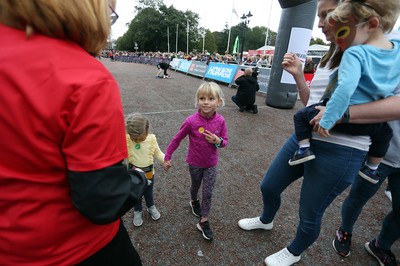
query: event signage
[
  {"left": 175, "top": 59, "right": 192, "bottom": 73},
  {"left": 170, "top": 58, "right": 180, "bottom": 70},
  {"left": 187, "top": 61, "right": 208, "bottom": 77},
  {"left": 230, "top": 66, "right": 271, "bottom": 93},
  {"left": 257, "top": 67, "right": 271, "bottom": 93},
  {"left": 204, "top": 63, "right": 238, "bottom": 84}
]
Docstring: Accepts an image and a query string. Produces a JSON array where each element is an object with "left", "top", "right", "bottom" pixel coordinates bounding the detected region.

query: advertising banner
[
  {"left": 258, "top": 67, "right": 271, "bottom": 93},
  {"left": 170, "top": 58, "right": 180, "bottom": 69},
  {"left": 187, "top": 61, "right": 208, "bottom": 77},
  {"left": 204, "top": 63, "right": 238, "bottom": 84},
  {"left": 230, "top": 66, "right": 271, "bottom": 93},
  {"left": 175, "top": 59, "right": 192, "bottom": 73}
]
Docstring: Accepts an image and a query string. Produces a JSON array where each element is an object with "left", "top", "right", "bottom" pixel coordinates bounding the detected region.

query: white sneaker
[
  {"left": 133, "top": 211, "right": 143, "bottom": 227},
  {"left": 265, "top": 248, "right": 301, "bottom": 266},
  {"left": 147, "top": 205, "right": 161, "bottom": 220},
  {"left": 238, "top": 216, "right": 273, "bottom": 230},
  {"left": 385, "top": 189, "right": 392, "bottom": 202}
]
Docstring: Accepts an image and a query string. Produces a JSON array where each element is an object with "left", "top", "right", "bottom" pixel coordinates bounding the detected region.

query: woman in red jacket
[{"left": 0, "top": 1, "right": 142, "bottom": 265}]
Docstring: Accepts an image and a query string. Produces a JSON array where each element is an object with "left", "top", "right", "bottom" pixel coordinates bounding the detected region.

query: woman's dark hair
[{"left": 320, "top": 43, "right": 343, "bottom": 69}]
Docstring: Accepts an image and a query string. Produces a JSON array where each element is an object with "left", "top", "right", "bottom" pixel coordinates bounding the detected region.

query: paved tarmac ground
[{"left": 102, "top": 60, "right": 398, "bottom": 266}]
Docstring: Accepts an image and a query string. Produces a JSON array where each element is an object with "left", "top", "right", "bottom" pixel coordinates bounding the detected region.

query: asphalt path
[{"left": 102, "top": 59, "right": 397, "bottom": 266}]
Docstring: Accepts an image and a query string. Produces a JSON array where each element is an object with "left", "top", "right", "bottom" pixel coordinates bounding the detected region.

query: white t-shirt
[{"left": 308, "top": 65, "right": 371, "bottom": 151}]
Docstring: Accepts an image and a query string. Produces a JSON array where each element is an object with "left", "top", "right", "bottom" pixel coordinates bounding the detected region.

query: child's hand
[
  {"left": 163, "top": 160, "right": 172, "bottom": 171},
  {"left": 203, "top": 130, "right": 220, "bottom": 144},
  {"left": 317, "top": 125, "right": 330, "bottom": 137},
  {"left": 309, "top": 105, "right": 325, "bottom": 129}
]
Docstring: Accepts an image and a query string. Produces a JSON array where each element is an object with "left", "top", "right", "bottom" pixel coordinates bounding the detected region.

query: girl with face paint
[
  {"left": 316, "top": 0, "right": 400, "bottom": 181},
  {"left": 288, "top": 0, "right": 400, "bottom": 184}
]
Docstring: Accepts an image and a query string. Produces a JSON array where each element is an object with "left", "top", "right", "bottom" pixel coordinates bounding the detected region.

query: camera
[{"left": 252, "top": 67, "right": 259, "bottom": 77}]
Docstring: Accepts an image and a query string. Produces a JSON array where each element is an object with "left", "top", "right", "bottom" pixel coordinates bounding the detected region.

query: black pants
[
  {"left": 77, "top": 220, "right": 142, "bottom": 266},
  {"left": 293, "top": 102, "right": 393, "bottom": 158},
  {"left": 231, "top": 95, "right": 255, "bottom": 110}
]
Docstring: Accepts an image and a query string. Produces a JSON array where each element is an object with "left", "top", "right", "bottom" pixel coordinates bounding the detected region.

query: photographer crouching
[{"left": 231, "top": 67, "right": 260, "bottom": 114}]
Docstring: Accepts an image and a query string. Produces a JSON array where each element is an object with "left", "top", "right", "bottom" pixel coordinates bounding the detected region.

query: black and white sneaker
[
  {"left": 197, "top": 220, "right": 214, "bottom": 240},
  {"left": 332, "top": 229, "right": 352, "bottom": 257},
  {"left": 358, "top": 165, "right": 379, "bottom": 184},
  {"left": 365, "top": 239, "right": 397, "bottom": 266},
  {"left": 288, "top": 148, "right": 316, "bottom": 166},
  {"left": 190, "top": 200, "right": 202, "bottom": 217}
]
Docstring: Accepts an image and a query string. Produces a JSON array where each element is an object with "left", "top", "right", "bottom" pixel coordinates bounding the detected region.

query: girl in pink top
[{"left": 164, "top": 82, "right": 228, "bottom": 241}]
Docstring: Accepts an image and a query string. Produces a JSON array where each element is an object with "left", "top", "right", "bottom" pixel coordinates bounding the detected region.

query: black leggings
[{"left": 77, "top": 220, "right": 142, "bottom": 266}]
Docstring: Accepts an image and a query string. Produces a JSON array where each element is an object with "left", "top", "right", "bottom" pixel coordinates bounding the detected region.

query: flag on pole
[
  {"left": 232, "top": 7, "right": 238, "bottom": 18},
  {"left": 232, "top": 36, "right": 239, "bottom": 54}
]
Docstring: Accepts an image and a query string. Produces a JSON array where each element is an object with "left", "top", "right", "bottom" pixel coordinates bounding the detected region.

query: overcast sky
[{"left": 111, "top": 0, "right": 400, "bottom": 43}]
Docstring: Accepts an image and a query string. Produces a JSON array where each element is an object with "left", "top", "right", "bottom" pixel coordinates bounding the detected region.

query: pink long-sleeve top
[{"left": 164, "top": 110, "right": 228, "bottom": 168}]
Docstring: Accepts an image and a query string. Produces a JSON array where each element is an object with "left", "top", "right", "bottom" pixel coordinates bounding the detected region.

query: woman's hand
[
  {"left": 310, "top": 105, "right": 326, "bottom": 129},
  {"left": 282, "top": 52, "right": 303, "bottom": 77}
]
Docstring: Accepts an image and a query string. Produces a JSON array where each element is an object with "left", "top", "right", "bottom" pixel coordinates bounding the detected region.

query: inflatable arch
[{"left": 266, "top": 0, "right": 317, "bottom": 109}]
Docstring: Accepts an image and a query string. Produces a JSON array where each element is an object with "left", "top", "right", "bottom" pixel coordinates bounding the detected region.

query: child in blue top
[{"left": 289, "top": 0, "right": 400, "bottom": 185}]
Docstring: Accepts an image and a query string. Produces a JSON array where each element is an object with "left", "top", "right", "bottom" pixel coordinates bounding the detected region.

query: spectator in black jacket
[
  {"left": 303, "top": 57, "right": 315, "bottom": 73},
  {"left": 232, "top": 68, "right": 260, "bottom": 114},
  {"left": 156, "top": 62, "right": 171, "bottom": 78}
]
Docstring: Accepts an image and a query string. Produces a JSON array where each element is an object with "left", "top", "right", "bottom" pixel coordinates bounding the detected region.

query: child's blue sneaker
[
  {"left": 358, "top": 165, "right": 379, "bottom": 184},
  {"left": 288, "top": 148, "right": 315, "bottom": 166}
]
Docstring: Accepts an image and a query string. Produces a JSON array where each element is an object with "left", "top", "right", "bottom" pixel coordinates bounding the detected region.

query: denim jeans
[
  {"left": 341, "top": 163, "right": 400, "bottom": 250},
  {"left": 341, "top": 164, "right": 388, "bottom": 233},
  {"left": 134, "top": 177, "right": 154, "bottom": 212},
  {"left": 260, "top": 134, "right": 367, "bottom": 255},
  {"left": 378, "top": 166, "right": 400, "bottom": 250}
]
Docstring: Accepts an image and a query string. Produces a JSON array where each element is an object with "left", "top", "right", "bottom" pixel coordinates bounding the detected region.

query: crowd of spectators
[{"left": 101, "top": 49, "right": 273, "bottom": 67}]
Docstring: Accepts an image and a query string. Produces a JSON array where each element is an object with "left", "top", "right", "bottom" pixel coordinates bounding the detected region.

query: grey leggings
[{"left": 189, "top": 165, "right": 217, "bottom": 217}]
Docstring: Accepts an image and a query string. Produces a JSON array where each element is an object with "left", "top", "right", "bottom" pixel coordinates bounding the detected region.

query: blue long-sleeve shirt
[{"left": 320, "top": 40, "right": 400, "bottom": 130}]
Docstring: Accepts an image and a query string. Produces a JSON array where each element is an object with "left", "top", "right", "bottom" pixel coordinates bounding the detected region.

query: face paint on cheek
[{"left": 329, "top": 16, "right": 358, "bottom": 51}]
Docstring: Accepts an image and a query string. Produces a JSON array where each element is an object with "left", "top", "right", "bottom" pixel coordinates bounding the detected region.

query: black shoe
[
  {"left": 332, "top": 229, "right": 352, "bottom": 257},
  {"left": 252, "top": 104, "right": 258, "bottom": 114},
  {"left": 197, "top": 220, "right": 214, "bottom": 240},
  {"left": 365, "top": 239, "right": 397, "bottom": 266},
  {"left": 288, "top": 148, "right": 316, "bottom": 166},
  {"left": 239, "top": 106, "right": 246, "bottom": 112},
  {"left": 190, "top": 200, "right": 201, "bottom": 217},
  {"left": 359, "top": 165, "right": 379, "bottom": 184}
]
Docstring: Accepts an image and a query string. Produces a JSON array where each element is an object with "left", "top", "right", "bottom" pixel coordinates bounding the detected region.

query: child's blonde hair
[
  {"left": 126, "top": 113, "right": 150, "bottom": 138},
  {"left": 195, "top": 82, "right": 225, "bottom": 108},
  {"left": 328, "top": 0, "right": 400, "bottom": 33}
]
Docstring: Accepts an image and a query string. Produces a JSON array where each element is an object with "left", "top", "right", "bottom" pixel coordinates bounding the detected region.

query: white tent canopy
[
  {"left": 307, "top": 44, "right": 329, "bottom": 56},
  {"left": 257, "top": 45, "right": 275, "bottom": 51},
  {"left": 308, "top": 44, "right": 330, "bottom": 51}
]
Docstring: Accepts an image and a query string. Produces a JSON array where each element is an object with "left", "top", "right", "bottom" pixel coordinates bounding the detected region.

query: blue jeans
[
  {"left": 341, "top": 163, "right": 400, "bottom": 250},
  {"left": 134, "top": 177, "right": 154, "bottom": 212},
  {"left": 260, "top": 134, "right": 367, "bottom": 255}
]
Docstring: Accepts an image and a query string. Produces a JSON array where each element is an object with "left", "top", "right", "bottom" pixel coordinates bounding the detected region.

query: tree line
[{"left": 115, "top": 0, "right": 327, "bottom": 54}]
